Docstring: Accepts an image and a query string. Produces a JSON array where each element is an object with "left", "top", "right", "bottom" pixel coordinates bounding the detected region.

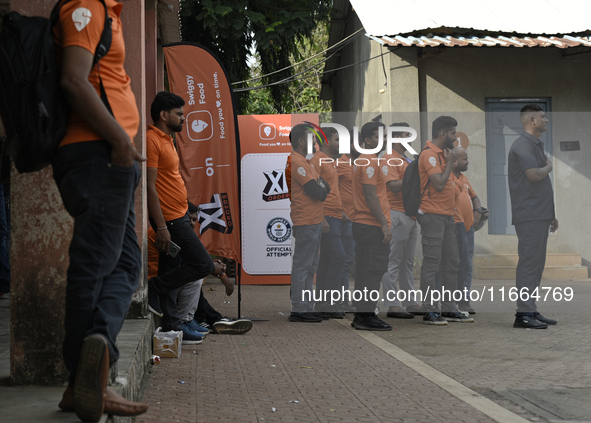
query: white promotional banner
[{"left": 241, "top": 153, "right": 291, "bottom": 274}]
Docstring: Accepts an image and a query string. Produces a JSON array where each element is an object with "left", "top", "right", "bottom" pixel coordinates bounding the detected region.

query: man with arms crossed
[
  {"left": 288, "top": 124, "right": 329, "bottom": 322},
  {"left": 508, "top": 104, "right": 558, "bottom": 329},
  {"left": 53, "top": 0, "right": 148, "bottom": 420},
  {"left": 310, "top": 127, "right": 345, "bottom": 318},
  {"left": 418, "top": 117, "right": 473, "bottom": 325}
]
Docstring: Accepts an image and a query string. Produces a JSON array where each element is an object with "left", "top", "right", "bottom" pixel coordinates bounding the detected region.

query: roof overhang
[{"left": 350, "top": 0, "right": 591, "bottom": 37}]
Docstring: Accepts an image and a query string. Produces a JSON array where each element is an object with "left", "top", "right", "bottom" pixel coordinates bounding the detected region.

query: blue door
[{"left": 485, "top": 99, "right": 553, "bottom": 235}]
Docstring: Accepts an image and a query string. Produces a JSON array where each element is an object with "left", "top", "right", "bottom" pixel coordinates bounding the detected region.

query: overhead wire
[
  {"left": 233, "top": 49, "right": 389, "bottom": 92},
  {"left": 231, "top": 27, "right": 365, "bottom": 86}
]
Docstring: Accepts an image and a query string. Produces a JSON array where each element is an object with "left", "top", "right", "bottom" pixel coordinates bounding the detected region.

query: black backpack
[
  {"left": 0, "top": 0, "right": 112, "bottom": 173},
  {"left": 402, "top": 147, "right": 441, "bottom": 217}
]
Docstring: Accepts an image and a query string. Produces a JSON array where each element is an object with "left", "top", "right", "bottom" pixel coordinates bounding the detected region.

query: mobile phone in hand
[{"left": 169, "top": 241, "right": 181, "bottom": 258}]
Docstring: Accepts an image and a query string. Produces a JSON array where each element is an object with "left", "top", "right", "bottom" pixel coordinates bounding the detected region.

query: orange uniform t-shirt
[
  {"left": 54, "top": 0, "right": 139, "bottom": 147},
  {"left": 383, "top": 150, "right": 411, "bottom": 212},
  {"left": 336, "top": 155, "right": 354, "bottom": 220},
  {"left": 418, "top": 141, "right": 456, "bottom": 216},
  {"left": 310, "top": 151, "right": 342, "bottom": 219},
  {"left": 351, "top": 154, "right": 391, "bottom": 227},
  {"left": 146, "top": 125, "right": 188, "bottom": 221},
  {"left": 453, "top": 173, "right": 477, "bottom": 231},
  {"left": 289, "top": 152, "right": 324, "bottom": 226}
]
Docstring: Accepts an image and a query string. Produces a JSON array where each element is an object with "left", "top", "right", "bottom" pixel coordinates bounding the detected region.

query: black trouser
[
  {"left": 193, "top": 289, "right": 223, "bottom": 326},
  {"left": 149, "top": 214, "right": 214, "bottom": 331},
  {"left": 515, "top": 219, "right": 551, "bottom": 315},
  {"left": 352, "top": 222, "right": 390, "bottom": 314},
  {"left": 52, "top": 141, "right": 141, "bottom": 381},
  {"left": 418, "top": 213, "right": 459, "bottom": 312}
]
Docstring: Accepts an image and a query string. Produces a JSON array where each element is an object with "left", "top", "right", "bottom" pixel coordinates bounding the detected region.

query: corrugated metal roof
[
  {"left": 350, "top": 0, "right": 591, "bottom": 37},
  {"left": 371, "top": 34, "right": 591, "bottom": 49}
]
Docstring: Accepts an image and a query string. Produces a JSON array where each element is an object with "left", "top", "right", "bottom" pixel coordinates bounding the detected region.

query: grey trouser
[
  {"left": 382, "top": 210, "right": 419, "bottom": 307},
  {"left": 291, "top": 224, "right": 322, "bottom": 313},
  {"left": 418, "top": 213, "right": 459, "bottom": 312},
  {"left": 177, "top": 279, "right": 203, "bottom": 323},
  {"left": 515, "top": 220, "right": 551, "bottom": 315}
]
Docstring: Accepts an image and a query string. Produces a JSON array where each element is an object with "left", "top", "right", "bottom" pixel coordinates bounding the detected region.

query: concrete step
[
  {"left": 474, "top": 265, "right": 589, "bottom": 280},
  {"left": 474, "top": 253, "right": 582, "bottom": 267}
]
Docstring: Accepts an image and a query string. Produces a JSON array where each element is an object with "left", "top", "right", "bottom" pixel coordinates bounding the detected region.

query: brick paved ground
[{"left": 139, "top": 277, "right": 591, "bottom": 423}]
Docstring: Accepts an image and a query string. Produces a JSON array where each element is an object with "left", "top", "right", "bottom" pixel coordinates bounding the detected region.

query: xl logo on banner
[
  {"left": 262, "top": 170, "right": 288, "bottom": 202},
  {"left": 198, "top": 193, "right": 234, "bottom": 234}
]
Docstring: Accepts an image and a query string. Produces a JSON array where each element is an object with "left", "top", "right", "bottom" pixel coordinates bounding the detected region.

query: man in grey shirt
[{"left": 508, "top": 104, "right": 559, "bottom": 329}]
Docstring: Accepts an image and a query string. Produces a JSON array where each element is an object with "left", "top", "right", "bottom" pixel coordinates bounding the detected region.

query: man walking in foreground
[
  {"left": 53, "top": 0, "right": 148, "bottom": 420},
  {"left": 508, "top": 104, "right": 558, "bottom": 329}
]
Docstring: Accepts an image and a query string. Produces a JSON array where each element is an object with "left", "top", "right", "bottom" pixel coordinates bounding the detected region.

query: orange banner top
[{"left": 163, "top": 43, "right": 241, "bottom": 263}]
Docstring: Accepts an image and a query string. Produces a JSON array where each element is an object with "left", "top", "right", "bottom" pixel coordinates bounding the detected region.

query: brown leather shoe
[
  {"left": 58, "top": 386, "right": 74, "bottom": 412},
  {"left": 104, "top": 387, "right": 149, "bottom": 416},
  {"left": 74, "top": 335, "right": 109, "bottom": 422}
]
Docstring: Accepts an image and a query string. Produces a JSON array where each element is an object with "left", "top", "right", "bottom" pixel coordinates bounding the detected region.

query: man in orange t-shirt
[
  {"left": 451, "top": 147, "right": 482, "bottom": 314},
  {"left": 52, "top": 1, "right": 148, "bottom": 419},
  {"left": 335, "top": 131, "right": 360, "bottom": 313},
  {"left": 381, "top": 123, "right": 422, "bottom": 318},
  {"left": 146, "top": 92, "right": 227, "bottom": 341},
  {"left": 350, "top": 122, "right": 392, "bottom": 331},
  {"left": 288, "top": 124, "right": 330, "bottom": 323},
  {"left": 310, "top": 127, "right": 345, "bottom": 317},
  {"left": 417, "top": 116, "right": 473, "bottom": 324}
]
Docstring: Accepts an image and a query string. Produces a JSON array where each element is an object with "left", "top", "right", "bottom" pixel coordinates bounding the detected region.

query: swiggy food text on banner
[
  {"left": 163, "top": 43, "right": 240, "bottom": 262},
  {"left": 238, "top": 114, "right": 318, "bottom": 284}
]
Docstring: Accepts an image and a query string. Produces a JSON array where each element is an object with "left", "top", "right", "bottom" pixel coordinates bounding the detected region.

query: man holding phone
[{"left": 146, "top": 91, "right": 225, "bottom": 342}]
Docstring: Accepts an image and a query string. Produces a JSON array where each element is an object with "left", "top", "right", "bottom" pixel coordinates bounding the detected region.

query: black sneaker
[
  {"left": 212, "top": 318, "right": 253, "bottom": 334},
  {"left": 324, "top": 311, "right": 345, "bottom": 319},
  {"left": 351, "top": 315, "right": 392, "bottom": 331},
  {"left": 289, "top": 312, "right": 323, "bottom": 323},
  {"left": 147, "top": 288, "right": 163, "bottom": 317},
  {"left": 533, "top": 312, "right": 557, "bottom": 325},
  {"left": 311, "top": 312, "right": 331, "bottom": 320},
  {"left": 339, "top": 302, "right": 356, "bottom": 313},
  {"left": 513, "top": 315, "right": 548, "bottom": 329},
  {"left": 423, "top": 312, "right": 448, "bottom": 325},
  {"left": 442, "top": 311, "right": 474, "bottom": 323}
]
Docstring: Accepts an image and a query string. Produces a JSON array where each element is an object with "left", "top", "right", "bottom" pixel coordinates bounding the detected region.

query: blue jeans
[
  {"left": 339, "top": 219, "right": 355, "bottom": 295},
  {"left": 149, "top": 214, "right": 215, "bottom": 331},
  {"left": 0, "top": 184, "right": 9, "bottom": 293},
  {"left": 315, "top": 216, "right": 345, "bottom": 310},
  {"left": 291, "top": 224, "right": 322, "bottom": 313},
  {"left": 52, "top": 141, "right": 141, "bottom": 379}
]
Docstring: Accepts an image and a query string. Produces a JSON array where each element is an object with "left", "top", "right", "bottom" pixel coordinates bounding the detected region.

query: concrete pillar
[
  {"left": 9, "top": 0, "right": 70, "bottom": 387},
  {"left": 121, "top": 0, "right": 148, "bottom": 318},
  {"left": 145, "top": 0, "right": 158, "bottom": 123},
  {"left": 9, "top": 0, "right": 148, "bottom": 385}
]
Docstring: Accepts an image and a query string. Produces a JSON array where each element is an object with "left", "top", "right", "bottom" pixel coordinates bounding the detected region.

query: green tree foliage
[{"left": 179, "top": 0, "right": 331, "bottom": 113}]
